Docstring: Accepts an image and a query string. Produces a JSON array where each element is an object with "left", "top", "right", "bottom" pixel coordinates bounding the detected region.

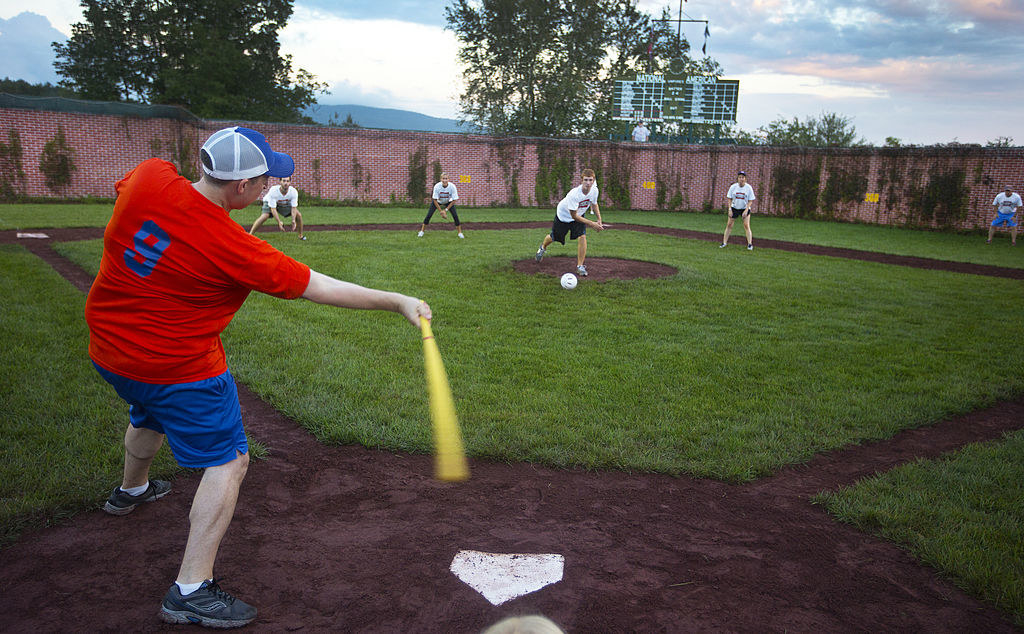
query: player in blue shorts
[
  {"left": 87, "top": 127, "right": 431, "bottom": 628},
  {"left": 988, "top": 186, "right": 1022, "bottom": 245}
]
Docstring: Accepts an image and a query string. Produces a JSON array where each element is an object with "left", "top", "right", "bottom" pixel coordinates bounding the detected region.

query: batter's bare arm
[{"left": 301, "top": 270, "right": 430, "bottom": 326}]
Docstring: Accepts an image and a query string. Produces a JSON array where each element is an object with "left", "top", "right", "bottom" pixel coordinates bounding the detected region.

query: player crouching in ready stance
[
  {"left": 988, "top": 186, "right": 1022, "bottom": 245},
  {"left": 248, "top": 176, "right": 305, "bottom": 240},
  {"left": 535, "top": 169, "right": 605, "bottom": 276}
]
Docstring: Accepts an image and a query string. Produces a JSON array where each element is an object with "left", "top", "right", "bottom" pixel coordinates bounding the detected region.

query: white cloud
[
  {"left": 733, "top": 72, "right": 888, "bottom": 99},
  {"left": 281, "top": 6, "right": 463, "bottom": 118}
]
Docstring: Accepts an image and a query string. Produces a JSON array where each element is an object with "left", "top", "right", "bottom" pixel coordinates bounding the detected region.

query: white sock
[
  {"left": 119, "top": 483, "right": 149, "bottom": 496},
  {"left": 176, "top": 580, "right": 208, "bottom": 595}
]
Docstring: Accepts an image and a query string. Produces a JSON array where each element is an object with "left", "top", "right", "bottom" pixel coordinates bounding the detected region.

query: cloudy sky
[{"left": 2, "top": 0, "right": 1022, "bottom": 145}]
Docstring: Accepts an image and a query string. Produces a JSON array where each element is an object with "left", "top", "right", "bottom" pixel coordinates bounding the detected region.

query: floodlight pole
[
  {"left": 679, "top": 0, "right": 684, "bottom": 40},
  {"left": 650, "top": 17, "right": 709, "bottom": 71}
]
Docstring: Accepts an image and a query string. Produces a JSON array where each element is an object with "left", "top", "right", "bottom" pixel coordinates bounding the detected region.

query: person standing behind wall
[{"left": 632, "top": 121, "right": 650, "bottom": 142}]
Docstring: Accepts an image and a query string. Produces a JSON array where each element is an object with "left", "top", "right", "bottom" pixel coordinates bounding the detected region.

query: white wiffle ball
[{"left": 560, "top": 273, "right": 578, "bottom": 290}]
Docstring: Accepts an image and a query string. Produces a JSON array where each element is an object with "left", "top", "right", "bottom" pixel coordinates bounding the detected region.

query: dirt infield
[{"left": 1, "top": 223, "right": 1021, "bottom": 632}]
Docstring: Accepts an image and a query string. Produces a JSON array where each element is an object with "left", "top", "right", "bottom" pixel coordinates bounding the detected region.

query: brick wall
[{"left": 3, "top": 107, "right": 1022, "bottom": 230}]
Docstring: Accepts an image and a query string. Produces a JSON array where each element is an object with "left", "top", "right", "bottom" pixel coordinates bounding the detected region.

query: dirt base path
[{"left": 1, "top": 223, "right": 1021, "bottom": 632}]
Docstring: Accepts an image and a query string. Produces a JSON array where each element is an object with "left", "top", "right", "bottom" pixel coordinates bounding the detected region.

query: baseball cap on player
[
  {"left": 738, "top": 171, "right": 746, "bottom": 176},
  {"left": 200, "top": 126, "right": 294, "bottom": 180}
]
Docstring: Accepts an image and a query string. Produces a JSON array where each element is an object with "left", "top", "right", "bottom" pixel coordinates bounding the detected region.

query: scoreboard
[
  {"left": 613, "top": 74, "right": 664, "bottom": 121},
  {"left": 613, "top": 75, "right": 739, "bottom": 124}
]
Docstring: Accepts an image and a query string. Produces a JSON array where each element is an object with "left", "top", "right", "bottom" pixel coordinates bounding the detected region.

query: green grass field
[
  {"left": 53, "top": 228, "right": 1024, "bottom": 480},
  {"left": 0, "top": 243, "right": 181, "bottom": 543},
  {"left": 817, "top": 431, "right": 1024, "bottom": 626},
  {"left": 2, "top": 205, "right": 1022, "bottom": 623},
  {"left": 3, "top": 202, "right": 1023, "bottom": 269}
]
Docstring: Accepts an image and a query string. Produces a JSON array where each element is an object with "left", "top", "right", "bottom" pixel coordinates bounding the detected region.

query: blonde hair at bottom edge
[{"left": 481, "top": 615, "right": 565, "bottom": 634}]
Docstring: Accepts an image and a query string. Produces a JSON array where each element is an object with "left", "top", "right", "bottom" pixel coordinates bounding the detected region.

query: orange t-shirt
[{"left": 85, "top": 159, "right": 311, "bottom": 383}]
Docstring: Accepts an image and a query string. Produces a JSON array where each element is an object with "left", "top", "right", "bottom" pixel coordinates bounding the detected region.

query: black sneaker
[
  {"left": 159, "top": 579, "right": 257, "bottom": 628},
  {"left": 103, "top": 479, "right": 171, "bottom": 516}
]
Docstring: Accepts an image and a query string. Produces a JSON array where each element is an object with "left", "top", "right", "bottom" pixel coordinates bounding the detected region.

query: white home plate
[
  {"left": 450, "top": 550, "right": 564, "bottom": 605},
  {"left": 17, "top": 233, "right": 49, "bottom": 239}
]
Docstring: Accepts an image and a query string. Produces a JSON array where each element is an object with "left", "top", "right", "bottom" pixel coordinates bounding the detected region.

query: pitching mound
[{"left": 513, "top": 256, "right": 677, "bottom": 281}]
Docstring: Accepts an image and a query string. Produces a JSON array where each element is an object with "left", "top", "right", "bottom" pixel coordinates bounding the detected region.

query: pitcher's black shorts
[
  {"left": 729, "top": 206, "right": 748, "bottom": 219},
  {"left": 550, "top": 217, "right": 586, "bottom": 244}
]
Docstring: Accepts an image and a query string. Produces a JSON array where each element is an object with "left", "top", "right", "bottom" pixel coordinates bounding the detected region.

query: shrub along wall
[{"left": 3, "top": 107, "right": 1022, "bottom": 231}]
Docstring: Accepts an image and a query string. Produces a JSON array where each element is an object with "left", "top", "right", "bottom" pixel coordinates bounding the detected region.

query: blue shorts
[
  {"left": 992, "top": 213, "right": 1017, "bottom": 227},
  {"left": 93, "top": 362, "right": 248, "bottom": 468}
]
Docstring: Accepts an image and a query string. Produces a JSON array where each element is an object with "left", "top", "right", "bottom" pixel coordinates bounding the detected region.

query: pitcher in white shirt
[
  {"left": 720, "top": 171, "right": 756, "bottom": 251},
  {"left": 534, "top": 168, "right": 605, "bottom": 277}
]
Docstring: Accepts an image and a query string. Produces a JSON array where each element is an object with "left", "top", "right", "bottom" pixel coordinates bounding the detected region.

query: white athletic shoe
[
  {"left": 458, "top": 233, "right": 465, "bottom": 239},
  {"left": 417, "top": 231, "right": 424, "bottom": 237}
]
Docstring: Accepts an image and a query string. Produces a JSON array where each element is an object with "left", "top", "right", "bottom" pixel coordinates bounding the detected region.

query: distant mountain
[
  {"left": 0, "top": 12, "right": 66, "bottom": 85},
  {"left": 303, "top": 104, "right": 480, "bottom": 134}
]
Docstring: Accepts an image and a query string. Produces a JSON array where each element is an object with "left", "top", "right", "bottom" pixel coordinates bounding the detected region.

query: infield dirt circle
[{"left": 0, "top": 223, "right": 1020, "bottom": 632}]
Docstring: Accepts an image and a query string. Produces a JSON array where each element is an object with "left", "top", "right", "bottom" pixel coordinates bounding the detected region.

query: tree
[
  {"left": 0, "top": 78, "right": 78, "bottom": 98},
  {"left": 884, "top": 136, "right": 902, "bottom": 147},
  {"left": 53, "top": 0, "right": 326, "bottom": 123},
  {"left": 328, "top": 113, "right": 361, "bottom": 129},
  {"left": 728, "top": 126, "right": 763, "bottom": 146},
  {"left": 445, "top": 0, "right": 717, "bottom": 137},
  {"left": 39, "top": 125, "right": 77, "bottom": 193},
  {"left": 751, "top": 111, "right": 865, "bottom": 148},
  {"left": 986, "top": 136, "right": 1014, "bottom": 147},
  {"left": 590, "top": 5, "right": 706, "bottom": 139},
  {"left": 0, "top": 129, "right": 27, "bottom": 198},
  {"left": 813, "top": 111, "right": 863, "bottom": 147},
  {"left": 446, "top": 0, "right": 594, "bottom": 136}
]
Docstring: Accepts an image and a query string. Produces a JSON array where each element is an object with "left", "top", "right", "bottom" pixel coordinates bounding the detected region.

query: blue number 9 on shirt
[{"left": 124, "top": 220, "right": 171, "bottom": 277}]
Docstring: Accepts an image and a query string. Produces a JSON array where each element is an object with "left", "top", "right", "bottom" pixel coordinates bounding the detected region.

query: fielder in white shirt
[
  {"left": 988, "top": 186, "right": 1022, "bottom": 245},
  {"left": 535, "top": 168, "right": 606, "bottom": 277},
  {"left": 721, "top": 171, "right": 756, "bottom": 251},
  {"left": 418, "top": 173, "right": 464, "bottom": 238},
  {"left": 248, "top": 176, "right": 305, "bottom": 240}
]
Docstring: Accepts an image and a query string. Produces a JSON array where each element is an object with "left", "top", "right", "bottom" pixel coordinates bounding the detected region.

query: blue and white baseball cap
[{"left": 200, "top": 126, "right": 294, "bottom": 180}]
